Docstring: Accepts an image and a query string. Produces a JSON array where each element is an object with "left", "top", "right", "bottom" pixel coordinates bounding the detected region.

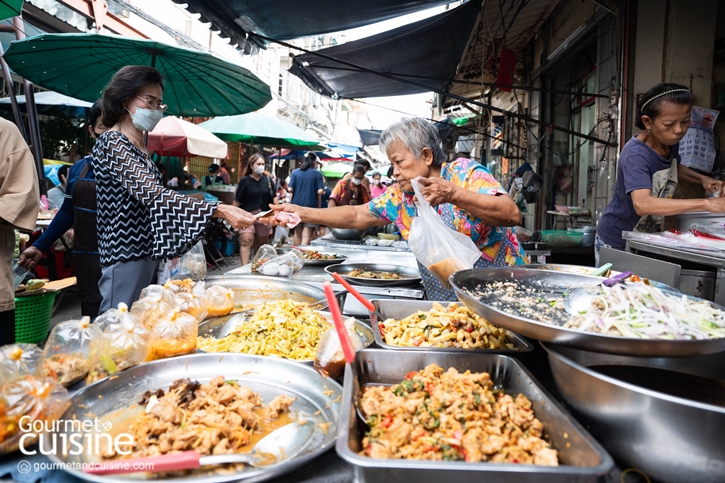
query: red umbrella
[{"left": 148, "top": 117, "right": 228, "bottom": 158}]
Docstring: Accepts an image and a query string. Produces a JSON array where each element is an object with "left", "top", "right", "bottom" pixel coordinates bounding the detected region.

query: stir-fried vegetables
[
  {"left": 197, "top": 300, "right": 331, "bottom": 360},
  {"left": 380, "top": 302, "right": 514, "bottom": 349},
  {"left": 566, "top": 284, "right": 725, "bottom": 340}
]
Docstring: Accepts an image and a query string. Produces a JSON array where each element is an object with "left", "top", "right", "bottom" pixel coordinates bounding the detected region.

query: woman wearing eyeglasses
[{"left": 91, "top": 66, "right": 256, "bottom": 312}]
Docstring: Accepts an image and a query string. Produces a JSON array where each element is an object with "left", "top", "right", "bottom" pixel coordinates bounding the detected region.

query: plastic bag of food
[
  {"left": 0, "top": 344, "right": 43, "bottom": 385},
  {"left": 313, "top": 318, "right": 364, "bottom": 379},
  {"left": 253, "top": 246, "right": 303, "bottom": 276},
  {"left": 408, "top": 177, "right": 481, "bottom": 288},
  {"left": 131, "top": 287, "right": 178, "bottom": 330},
  {"left": 251, "top": 244, "right": 279, "bottom": 272},
  {"left": 86, "top": 319, "right": 151, "bottom": 383},
  {"left": 94, "top": 303, "right": 140, "bottom": 332},
  {"left": 0, "top": 375, "right": 70, "bottom": 455},
  {"left": 174, "top": 292, "right": 208, "bottom": 322},
  {"left": 164, "top": 278, "right": 196, "bottom": 294},
  {"left": 41, "top": 317, "right": 101, "bottom": 386},
  {"left": 175, "top": 241, "right": 207, "bottom": 281},
  {"left": 148, "top": 310, "right": 198, "bottom": 360},
  {"left": 202, "top": 285, "right": 234, "bottom": 317}
]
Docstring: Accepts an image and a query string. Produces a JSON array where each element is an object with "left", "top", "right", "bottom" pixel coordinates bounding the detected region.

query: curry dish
[
  {"left": 104, "top": 376, "right": 296, "bottom": 466},
  {"left": 360, "top": 364, "right": 558, "bottom": 466}
]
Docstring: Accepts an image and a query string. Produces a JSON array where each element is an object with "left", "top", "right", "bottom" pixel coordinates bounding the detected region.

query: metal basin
[
  {"left": 542, "top": 343, "right": 725, "bottom": 483},
  {"left": 675, "top": 211, "right": 725, "bottom": 231},
  {"left": 331, "top": 228, "right": 365, "bottom": 240},
  {"left": 205, "top": 275, "right": 325, "bottom": 306}
]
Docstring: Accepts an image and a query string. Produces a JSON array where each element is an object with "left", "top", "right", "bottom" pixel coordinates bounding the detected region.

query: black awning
[
  {"left": 172, "top": 0, "right": 453, "bottom": 51},
  {"left": 287, "top": 1, "right": 481, "bottom": 99},
  {"left": 358, "top": 129, "right": 382, "bottom": 146}
]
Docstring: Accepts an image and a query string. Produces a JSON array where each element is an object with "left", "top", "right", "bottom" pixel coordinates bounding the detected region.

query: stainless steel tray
[
  {"left": 324, "top": 263, "right": 422, "bottom": 287},
  {"left": 205, "top": 275, "right": 326, "bottom": 307},
  {"left": 369, "top": 299, "right": 533, "bottom": 354},
  {"left": 49, "top": 353, "right": 343, "bottom": 483},
  {"left": 198, "top": 311, "right": 375, "bottom": 365},
  {"left": 450, "top": 268, "right": 725, "bottom": 357},
  {"left": 543, "top": 343, "right": 725, "bottom": 483},
  {"left": 336, "top": 349, "right": 613, "bottom": 483}
]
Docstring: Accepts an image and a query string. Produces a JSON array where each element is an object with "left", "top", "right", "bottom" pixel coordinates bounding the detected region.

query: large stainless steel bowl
[
  {"left": 205, "top": 275, "right": 325, "bottom": 306},
  {"left": 331, "top": 227, "right": 365, "bottom": 240},
  {"left": 675, "top": 211, "right": 725, "bottom": 231},
  {"left": 543, "top": 343, "right": 725, "bottom": 483}
]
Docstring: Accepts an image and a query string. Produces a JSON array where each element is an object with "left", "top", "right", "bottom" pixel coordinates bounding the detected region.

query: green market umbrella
[
  {"left": 2, "top": 33, "right": 272, "bottom": 117},
  {"left": 321, "top": 162, "right": 353, "bottom": 178},
  {"left": 198, "top": 112, "right": 320, "bottom": 147},
  {"left": 0, "top": 0, "right": 22, "bottom": 21}
]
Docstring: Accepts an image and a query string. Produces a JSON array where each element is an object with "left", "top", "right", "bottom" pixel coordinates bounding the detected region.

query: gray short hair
[{"left": 379, "top": 117, "right": 446, "bottom": 166}]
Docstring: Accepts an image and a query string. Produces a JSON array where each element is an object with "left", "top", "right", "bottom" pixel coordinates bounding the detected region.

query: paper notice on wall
[{"left": 679, "top": 106, "right": 719, "bottom": 173}]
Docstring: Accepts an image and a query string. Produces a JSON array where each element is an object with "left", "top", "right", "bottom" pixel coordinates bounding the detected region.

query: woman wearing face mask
[
  {"left": 92, "top": 66, "right": 255, "bottom": 311},
  {"left": 370, "top": 171, "right": 387, "bottom": 197},
  {"left": 18, "top": 100, "right": 108, "bottom": 317},
  {"left": 329, "top": 164, "right": 371, "bottom": 207},
  {"left": 233, "top": 153, "right": 278, "bottom": 265}
]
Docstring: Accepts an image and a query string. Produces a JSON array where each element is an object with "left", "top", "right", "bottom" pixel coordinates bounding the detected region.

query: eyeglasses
[{"left": 136, "top": 96, "right": 167, "bottom": 111}]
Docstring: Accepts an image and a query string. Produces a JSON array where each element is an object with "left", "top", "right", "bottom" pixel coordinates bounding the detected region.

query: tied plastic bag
[
  {"left": 251, "top": 245, "right": 303, "bottom": 277},
  {"left": 0, "top": 375, "right": 70, "bottom": 455},
  {"left": 175, "top": 241, "right": 206, "bottom": 281},
  {"left": 164, "top": 278, "right": 196, "bottom": 294},
  {"left": 148, "top": 310, "right": 198, "bottom": 360},
  {"left": 175, "top": 292, "right": 209, "bottom": 322},
  {"left": 94, "top": 303, "right": 139, "bottom": 332},
  {"left": 407, "top": 178, "right": 481, "bottom": 288},
  {"left": 42, "top": 317, "right": 101, "bottom": 386},
  {"left": 0, "top": 344, "right": 43, "bottom": 385},
  {"left": 203, "top": 285, "right": 234, "bottom": 317},
  {"left": 313, "top": 318, "right": 364, "bottom": 379},
  {"left": 86, "top": 319, "right": 151, "bottom": 383},
  {"left": 131, "top": 285, "right": 178, "bottom": 330}
]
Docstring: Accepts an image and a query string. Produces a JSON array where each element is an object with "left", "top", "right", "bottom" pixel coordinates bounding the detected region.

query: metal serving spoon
[
  {"left": 85, "top": 421, "right": 314, "bottom": 475},
  {"left": 564, "top": 271, "right": 633, "bottom": 315}
]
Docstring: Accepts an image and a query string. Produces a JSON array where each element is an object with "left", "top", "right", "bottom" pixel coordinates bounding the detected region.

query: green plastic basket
[{"left": 14, "top": 292, "right": 56, "bottom": 344}]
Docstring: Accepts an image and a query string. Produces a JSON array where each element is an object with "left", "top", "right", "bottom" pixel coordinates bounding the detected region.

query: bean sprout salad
[{"left": 565, "top": 284, "right": 725, "bottom": 340}]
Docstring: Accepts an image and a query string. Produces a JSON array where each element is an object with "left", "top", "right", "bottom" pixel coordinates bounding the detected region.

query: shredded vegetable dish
[
  {"left": 302, "top": 250, "right": 341, "bottom": 260},
  {"left": 379, "top": 302, "right": 514, "bottom": 349},
  {"left": 103, "top": 376, "right": 295, "bottom": 469},
  {"left": 197, "top": 300, "right": 331, "bottom": 360},
  {"left": 348, "top": 269, "right": 402, "bottom": 280},
  {"left": 566, "top": 284, "right": 725, "bottom": 340},
  {"left": 361, "top": 364, "right": 558, "bottom": 465}
]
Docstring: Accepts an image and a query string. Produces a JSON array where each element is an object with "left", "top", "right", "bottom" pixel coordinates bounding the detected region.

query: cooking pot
[{"left": 331, "top": 228, "right": 365, "bottom": 240}]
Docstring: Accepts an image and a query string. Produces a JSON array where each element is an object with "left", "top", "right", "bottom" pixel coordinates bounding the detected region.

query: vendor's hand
[
  {"left": 702, "top": 177, "right": 725, "bottom": 197},
  {"left": 265, "top": 204, "right": 304, "bottom": 227},
  {"left": 417, "top": 176, "right": 458, "bottom": 207},
  {"left": 18, "top": 246, "right": 42, "bottom": 269},
  {"left": 708, "top": 197, "right": 725, "bottom": 213},
  {"left": 215, "top": 204, "right": 255, "bottom": 230}
]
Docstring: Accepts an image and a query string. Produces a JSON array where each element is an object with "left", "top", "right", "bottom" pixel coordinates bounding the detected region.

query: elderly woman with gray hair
[{"left": 268, "top": 117, "right": 527, "bottom": 299}]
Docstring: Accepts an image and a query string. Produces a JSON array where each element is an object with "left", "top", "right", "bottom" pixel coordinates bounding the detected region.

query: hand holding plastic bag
[{"left": 408, "top": 177, "right": 481, "bottom": 288}]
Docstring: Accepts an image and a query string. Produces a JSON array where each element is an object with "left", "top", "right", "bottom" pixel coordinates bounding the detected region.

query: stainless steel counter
[{"left": 311, "top": 234, "right": 410, "bottom": 252}]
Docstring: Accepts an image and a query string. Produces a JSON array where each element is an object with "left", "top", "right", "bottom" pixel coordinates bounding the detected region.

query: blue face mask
[{"left": 127, "top": 106, "right": 163, "bottom": 132}]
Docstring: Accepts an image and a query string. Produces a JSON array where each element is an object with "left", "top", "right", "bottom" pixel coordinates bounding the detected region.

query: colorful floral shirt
[{"left": 367, "top": 158, "right": 527, "bottom": 267}]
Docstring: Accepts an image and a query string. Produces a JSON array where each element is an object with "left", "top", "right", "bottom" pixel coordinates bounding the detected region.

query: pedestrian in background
[
  {"left": 234, "top": 153, "right": 277, "bottom": 265},
  {"left": 370, "top": 171, "right": 387, "bottom": 197},
  {"left": 288, "top": 152, "right": 324, "bottom": 245},
  {"left": 47, "top": 165, "right": 69, "bottom": 210},
  {"left": 330, "top": 164, "right": 371, "bottom": 207}
]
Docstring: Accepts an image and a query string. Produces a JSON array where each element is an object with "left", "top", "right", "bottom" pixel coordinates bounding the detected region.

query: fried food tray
[
  {"left": 48, "top": 353, "right": 343, "bottom": 483},
  {"left": 336, "top": 349, "right": 613, "bottom": 483},
  {"left": 369, "top": 299, "right": 533, "bottom": 354}
]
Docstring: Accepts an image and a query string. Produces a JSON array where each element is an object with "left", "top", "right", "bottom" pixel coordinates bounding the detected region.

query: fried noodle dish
[
  {"left": 348, "top": 269, "right": 402, "bottom": 280},
  {"left": 104, "top": 376, "right": 296, "bottom": 468},
  {"left": 197, "top": 300, "right": 331, "bottom": 360},
  {"left": 380, "top": 302, "right": 514, "bottom": 349},
  {"left": 361, "top": 364, "right": 558, "bottom": 466}
]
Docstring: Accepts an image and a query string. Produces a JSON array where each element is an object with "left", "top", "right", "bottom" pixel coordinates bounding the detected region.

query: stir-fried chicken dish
[
  {"left": 103, "top": 376, "right": 296, "bottom": 467},
  {"left": 348, "top": 269, "right": 402, "bottom": 280},
  {"left": 360, "top": 364, "right": 558, "bottom": 466}
]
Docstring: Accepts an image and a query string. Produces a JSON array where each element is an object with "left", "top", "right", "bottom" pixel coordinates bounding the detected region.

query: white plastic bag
[{"left": 408, "top": 177, "right": 481, "bottom": 288}]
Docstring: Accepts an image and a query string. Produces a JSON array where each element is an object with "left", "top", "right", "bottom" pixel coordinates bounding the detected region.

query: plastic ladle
[
  {"left": 330, "top": 272, "right": 385, "bottom": 321},
  {"left": 590, "top": 263, "right": 613, "bottom": 277},
  {"left": 323, "top": 281, "right": 355, "bottom": 364}
]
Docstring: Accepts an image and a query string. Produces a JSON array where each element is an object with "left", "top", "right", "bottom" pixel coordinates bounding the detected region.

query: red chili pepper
[
  {"left": 382, "top": 416, "right": 393, "bottom": 428},
  {"left": 425, "top": 382, "right": 434, "bottom": 395},
  {"left": 413, "top": 338, "right": 424, "bottom": 346},
  {"left": 466, "top": 326, "right": 473, "bottom": 333},
  {"left": 512, "top": 458, "right": 519, "bottom": 464},
  {"left": 461, "top": 449, "right": 469, "bottom": 461},
  {"left": 365, "top": 445, "right": 372, "bottom": 456},
  {"left": 405, "top": 371, "right": 418, "bottom": 380}
]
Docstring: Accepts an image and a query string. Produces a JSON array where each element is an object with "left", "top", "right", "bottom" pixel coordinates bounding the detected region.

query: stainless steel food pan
[
  {"left": 336, "top": 349, "right": 613, "bottom": 483},
  {"left": 369, "top": 299, "right": 533, "bottom": 354}
]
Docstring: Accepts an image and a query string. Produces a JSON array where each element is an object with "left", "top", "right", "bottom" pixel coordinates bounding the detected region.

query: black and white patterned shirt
[{"left": 92, "top": 131, "right": 216, "bottom": 266}]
